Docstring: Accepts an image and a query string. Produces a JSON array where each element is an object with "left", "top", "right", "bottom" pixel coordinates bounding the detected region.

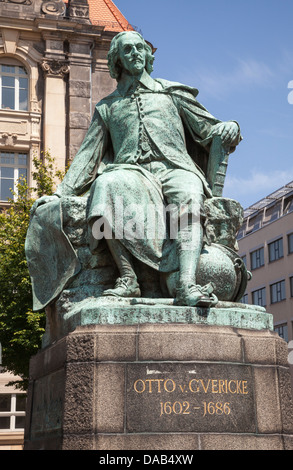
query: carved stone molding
[
  {"left": 67, "top": 0, "right": 90, "bottom": 22},
  {"left": 30, "top": 98, "right": 41, "bottom": 114},
  {"left": 1, "top": 0, "right": 32, "bottom": 4},
  {"left": 41, "top": 59, "right": 69, "bottom": 77},
  {"left": 67, "top": 5, "right": 88, "bottom": 18},
  {"left": 0, "top": 118, "right": 27, "bottom": 136},
  {"left": 1, "top": 133, "right": 17, "bottom": 146},
  {"left": 41, "top": 0, "right": 66, "bottom": 16}
]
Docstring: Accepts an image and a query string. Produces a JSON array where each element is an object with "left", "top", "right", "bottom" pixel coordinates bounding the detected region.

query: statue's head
[{"left": 108, "top": 31, "right": 155, "bottom": 81}]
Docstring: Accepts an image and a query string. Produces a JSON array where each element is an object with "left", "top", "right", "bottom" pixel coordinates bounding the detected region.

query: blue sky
[{"left": 114, "top": 0, "right": 293, "bottom": 209}]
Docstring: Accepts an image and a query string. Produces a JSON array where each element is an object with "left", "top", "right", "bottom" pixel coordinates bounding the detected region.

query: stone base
[
  {"left": 24, "top": 314, "right": 293, "bottom": 450},
  {"left": 43, "top": 297, "right": 273, "bottom": 347}
]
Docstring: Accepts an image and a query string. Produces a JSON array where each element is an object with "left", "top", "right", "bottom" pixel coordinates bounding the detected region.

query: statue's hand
[
  {"left": 30, "top": 195, "right": 60, "bottom": 216},
  {"left": 213, "top": 121, "right": 239, "bottom": 146}
]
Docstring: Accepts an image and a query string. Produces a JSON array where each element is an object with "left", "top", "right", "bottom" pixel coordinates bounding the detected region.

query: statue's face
[{"left": 118, "top": 32, "right": 146, "bottom": 76}]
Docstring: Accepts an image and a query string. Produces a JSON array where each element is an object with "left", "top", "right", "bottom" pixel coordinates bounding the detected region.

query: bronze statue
[{"left": 26, "top": 31, "right": 246, "bottom": 314}]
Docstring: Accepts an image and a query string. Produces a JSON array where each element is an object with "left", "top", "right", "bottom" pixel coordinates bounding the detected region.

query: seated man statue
[{"left": 30, "top": 31, "right": 241, "bottom": 308}]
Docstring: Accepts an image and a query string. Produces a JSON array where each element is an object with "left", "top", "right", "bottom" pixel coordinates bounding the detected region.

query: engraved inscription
[{"left": 126, "top": 363, "right": 255, "bottom": 433}]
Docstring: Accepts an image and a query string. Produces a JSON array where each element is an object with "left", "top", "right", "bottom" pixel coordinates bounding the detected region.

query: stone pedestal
[{"left": 24, "top": 307, "right": 293, "bottom": 450}]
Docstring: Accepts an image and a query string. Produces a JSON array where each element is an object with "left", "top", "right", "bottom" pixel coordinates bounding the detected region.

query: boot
[
  {"left": 175, "top": 281, "right": 217, "bottom": 307},
  {"left": 103, "top": 277, "right": 141, "bottom": 298}
]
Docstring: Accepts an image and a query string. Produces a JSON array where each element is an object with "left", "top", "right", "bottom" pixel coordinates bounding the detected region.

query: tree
[{"left": 0, "top": 152, "right": 65, "bottom": 389}]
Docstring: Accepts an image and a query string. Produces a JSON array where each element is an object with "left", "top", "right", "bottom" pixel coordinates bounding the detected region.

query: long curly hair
[{"left": 107, "top": 31, "right": 155, "bottom": 81}]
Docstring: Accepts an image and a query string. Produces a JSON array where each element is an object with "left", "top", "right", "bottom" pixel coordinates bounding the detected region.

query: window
[
  {"left": 236, "top": 223, "right": 246, "bottom": 240},
  {"left": 264, "top": 202, "right": 281, "bottom": 224},
  {"left": 252, "top": 287, "right": 266, "bottom": 307},
  {"left": 0, "top": 394, "right": 26, "bottom": 431},
  {"left": 241, "top": 255, "right": 247, "bottom": 267},
  {"left": 250, "top": 247, "right": 264, "bottom": 270},
  {"left": 0, "top": 63, "right": 28, "bottom": 111},
  {"left": 290, "top": 276, "right": 293, "bottom": 297},
  {"left": 288, "top": 233, "right": 293, "bottom": 254},
  {"left": 283, "top": 195, "right": 293, "bottom": 215},
  {"left": 268, "top": 238, "right": 283, "bottom": 262},
  {"left": 240, "top": 293, "right": 248, "bottom": 304},
  {"left": 270, "top": 280, "right": 286, "bottom": 303},
  {"left": 247, "top": 213, "right": 263, "bottom": 233},
  {"left": 0, "top": 152, "right": 28, "bottom": 201},
  {"left": 274, "top": 324, "right": 288, "bottom": 342}
]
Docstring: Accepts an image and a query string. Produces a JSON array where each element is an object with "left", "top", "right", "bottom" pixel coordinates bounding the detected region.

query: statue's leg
[
  {"left": 102, "top": 236, "right": 141, "bottom": 298},
  {"left": 177, "top": 218, "right": 203, "bottom": 284},
  {"left": 158, "top": 166, "right": 214, "bottom": 306},
  {"left": 87, "top": 169, "right": 142, "bottom": 297},
  {"left": 175, "top": 218, "right": 213, "bottom": 306}
]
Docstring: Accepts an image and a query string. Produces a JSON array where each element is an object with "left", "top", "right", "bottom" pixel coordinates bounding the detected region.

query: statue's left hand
[
  {"left": 30, "top": 195, "right": 60, "bottom": 216},
  {"left": 212, "top": 121, "right": 239, "bottom": 146}
]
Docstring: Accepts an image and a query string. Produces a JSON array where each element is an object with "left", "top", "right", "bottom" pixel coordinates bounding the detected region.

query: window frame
[
  {"left": 252, "top": 287, "right": 266, "bottom": 307},
  {"left": 0, "top": 62, "right": 29, "bottom": 112},
  {"left": 274, "top": 324, "right": 288, "bottom": 342},
  {"left": 270, "top": 280, "right": 286, "bottom": 304},
  {"left": 268, "top": 237, "right": 283, "bottom": 263},
  {"left": 290, "top": 276, "right": 293, "bottom": 297},
  {"left": 288, "top": 233, "right": 293, "bottom": 255},
  {"left": 0, "top": 151, "right": 28, "bottom": 202},
  {"left": 0, "top": 393, "right": 26, "bottom": 432},
  {"left": 250, "top": 247, "right": 265, "bottom": 270}
]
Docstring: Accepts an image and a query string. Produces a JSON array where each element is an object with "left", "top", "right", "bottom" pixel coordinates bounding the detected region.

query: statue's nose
[{"left": 131, "top": 47, "right": 139, "bottom": 56}]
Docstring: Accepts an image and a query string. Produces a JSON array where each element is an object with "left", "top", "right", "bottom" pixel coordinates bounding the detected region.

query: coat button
[{"left": 141, "top": 142, "right": 151, "bottom": 151}]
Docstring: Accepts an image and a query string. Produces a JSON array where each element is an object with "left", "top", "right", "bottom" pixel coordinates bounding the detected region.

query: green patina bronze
[{"left": 25, "top": 31, "right": 268, "bottom": 339}]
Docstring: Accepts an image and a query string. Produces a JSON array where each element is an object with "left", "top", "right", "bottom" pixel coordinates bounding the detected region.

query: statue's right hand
[{"left": 30, "top": 195, "right": 60, "bottom": 216}]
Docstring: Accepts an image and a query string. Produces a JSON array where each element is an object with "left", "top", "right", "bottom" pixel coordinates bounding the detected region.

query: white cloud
[
  {"left": 236, "top": 59, "right": 274, "bottom": 85},
  {"left": 182, "top": 57, "right": 275, "bottom": 99},
  {"left": 223, "top": 168, "right": 293, "bottom": 208}
]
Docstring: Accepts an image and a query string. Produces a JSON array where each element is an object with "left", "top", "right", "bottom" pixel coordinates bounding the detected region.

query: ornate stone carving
[
  {"left": 0, "top": 119, "right": 27, "bottom": 135},
  {"left": 41, "top": 0, "right": 65, "bottom": 16},
  {"left": 1, "top": 133, "right": 17, "bottom": 146},
  {"left": 2, "top": 0, "right": 32, "bottom": 4},
  {"left": 41, "top": 59, "right": 69, "bottom": 77},
  {"left": 67, "top": 0, "right": 90, "bottom": 22}
]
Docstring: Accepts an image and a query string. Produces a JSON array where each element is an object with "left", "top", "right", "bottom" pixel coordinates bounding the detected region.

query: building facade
[
  {"left": 237, "top": 182, "right": 293, "bottom": 389},
  {"left": 237, "top": 181, "right": 293, "bottom": 341},
  {"left": 0, "top": 0, "right": 133, "bottom": 449},
  {"left": 0, "top": 0, "right": 135, "bottom": 209},
  {"left": 0, "top": 369, "right": 26, "bottom": 450}
]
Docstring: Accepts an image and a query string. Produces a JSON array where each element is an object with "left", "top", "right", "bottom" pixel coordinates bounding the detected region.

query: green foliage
[
  {"left": 0, "top": 152, "right": 65, "bottom": 389},
  {"left": 32, "top": 150, "right": 65, "bottom": 198}
]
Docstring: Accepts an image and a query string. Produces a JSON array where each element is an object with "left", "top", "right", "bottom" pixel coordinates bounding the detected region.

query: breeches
[
  {"left": 86, "top": 161, "right": 204, "bottom": 270},
  {"left": 87, "top": 161, "right": 204, "bottom": 221},
  {"left": 139, "top": 160, "right": 204, "bottom": 217}
]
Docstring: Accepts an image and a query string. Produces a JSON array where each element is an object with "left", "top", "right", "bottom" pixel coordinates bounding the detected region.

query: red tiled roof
[
  {"left": 89, "top": 0, "right": 133, "bottom": 32},
  {"left": 63, "top": 0, "right": 133, "bottom": 32}
]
